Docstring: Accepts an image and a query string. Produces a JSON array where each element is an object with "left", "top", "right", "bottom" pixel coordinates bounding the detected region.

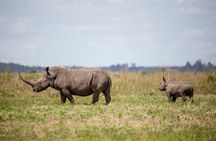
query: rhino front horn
[{"left": 19, "top": 72, "right": 36, "bottom": 87}]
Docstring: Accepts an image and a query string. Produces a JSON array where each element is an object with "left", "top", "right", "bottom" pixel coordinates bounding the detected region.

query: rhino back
[
  {"left": 166, "top": 81, "right": 192, "bottom": 93},
  {"left": 49, "top": 67, "right": 108, "bottom": 95}
]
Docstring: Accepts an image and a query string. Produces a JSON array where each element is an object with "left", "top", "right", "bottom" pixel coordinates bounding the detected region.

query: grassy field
[{"left": 0, "top": 71, "right": 216, "bottom": 141}]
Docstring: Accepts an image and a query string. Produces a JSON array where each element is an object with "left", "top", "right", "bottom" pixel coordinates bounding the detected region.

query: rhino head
[
  {"left": 159, "top": 76, "right": 167, "bottom": 91},
  {"left": 19, "top": 67, "right": 56, "bottom": 92}
]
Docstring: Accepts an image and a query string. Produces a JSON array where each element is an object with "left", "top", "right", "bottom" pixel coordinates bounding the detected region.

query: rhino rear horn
[{"left": 19, "top": 72, "right": 36, "bottom": 87}]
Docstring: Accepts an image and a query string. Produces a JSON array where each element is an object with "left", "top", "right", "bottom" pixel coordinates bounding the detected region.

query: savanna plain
[{"left": 0, "top": 71, "right": 216, "bottom": 141}]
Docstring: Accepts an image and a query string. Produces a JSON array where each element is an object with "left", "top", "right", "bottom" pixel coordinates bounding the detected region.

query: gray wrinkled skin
[
  {"left": 159, "top": 76, "right": 194, "bottom": 102},
  {"left": 19, "top": 67, "right": 112, "bottom": 105}
]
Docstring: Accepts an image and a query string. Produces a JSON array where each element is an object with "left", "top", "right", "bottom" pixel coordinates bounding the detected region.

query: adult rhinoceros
[{"left": 19, "top": 67, "right": 112, "bottom": 105}]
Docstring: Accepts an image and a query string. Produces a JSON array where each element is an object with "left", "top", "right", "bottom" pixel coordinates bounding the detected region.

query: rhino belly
[
  {"left": 71, "top": 88, "right": 93, "bottom": 96},
  {"left": 171, "top": 92, "right": 181, "bottom": 97}
]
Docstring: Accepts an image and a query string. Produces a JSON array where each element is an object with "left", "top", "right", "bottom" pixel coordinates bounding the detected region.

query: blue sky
[{"left": 0, "top": 0, "right": 216, "bottom": 67}]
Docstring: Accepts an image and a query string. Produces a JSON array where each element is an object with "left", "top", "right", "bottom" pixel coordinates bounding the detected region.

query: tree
[
  {"left": 184, "top": 61, "right": 192, "bottom": 71},
  {"left": 192, "top": 60, "right": 205, "bottom": 71}
]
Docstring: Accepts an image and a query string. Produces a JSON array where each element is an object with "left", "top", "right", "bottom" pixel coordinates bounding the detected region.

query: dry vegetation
[{"left": 0, "top": 71, "right": 216, "bottom": 141}]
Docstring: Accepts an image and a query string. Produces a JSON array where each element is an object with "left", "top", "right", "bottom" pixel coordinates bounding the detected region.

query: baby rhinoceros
[{"left": 159, "top": 76, "right": 194, "bottom": 102}]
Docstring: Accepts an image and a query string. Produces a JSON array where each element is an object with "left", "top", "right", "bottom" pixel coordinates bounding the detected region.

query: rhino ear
[
  {"left": 163, "top": 76, "right": 166, "bottom": 82},
  {"left": 45, "top": 67, "right": 56, "bottom": 79},
  {"left": 45, "top": 67, "right": 49, "bottom": 72},
  {"left": 45, "top": 67, "right": 51, "bottom": 75}
]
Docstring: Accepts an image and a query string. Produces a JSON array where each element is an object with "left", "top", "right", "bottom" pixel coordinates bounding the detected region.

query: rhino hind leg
[
  {"left": 91, "top": 91, "right": 100, "bottom": 104},
  {"left": 181, "top": 93, "right": 187, "bottom": 102},
  {"left": 103, "top": 89, "right": 111, "bottom": 105},
  {"left": 189, "top": 88, "right": 194, "bottom": 103},
  {"left": 189, "top": 95, "right": 194, "bottom": 103},
  {"left": 188, "top": 93, "right": 194, "bottom": 103}
]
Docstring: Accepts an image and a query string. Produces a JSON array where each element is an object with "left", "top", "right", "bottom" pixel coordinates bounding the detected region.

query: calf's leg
[
  {"left": 181, "top": 93, "right": 187, "bottom": 102},
  {"left": 167, "top": 92, "right": 172, "bottom": 102},
  {"left": 171, "top": 96, "right": 177, "bottom": 102}
]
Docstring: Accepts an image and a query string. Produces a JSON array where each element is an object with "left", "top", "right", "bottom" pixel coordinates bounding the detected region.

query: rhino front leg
[
  {"left": 171, "top": 96, "right": 177, "bottom": 102},
  {"left": 60, "top": 92, "right": 66, "bottom": 104},
  {"left": 166, "top": 92, "right": 172, "bottom": 102},
  {"left": 62, "top": 89, "right": 75, "bottom": 104}
]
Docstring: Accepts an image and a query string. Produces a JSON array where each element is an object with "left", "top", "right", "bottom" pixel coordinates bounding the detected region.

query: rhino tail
[
  {"left": 107, "top": 76, "right": 112, "bottom": 93},
  {"left": 104, "top": 76, "right": 112, "bottom": 105}
]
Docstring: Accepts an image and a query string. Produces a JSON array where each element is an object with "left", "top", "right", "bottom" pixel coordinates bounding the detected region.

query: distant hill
[
  {"left": 0, "top": 62, "right": 43, "bottom": 72},
  {"left": 0, "top": 60, "right": 215, "bottom": 72}
]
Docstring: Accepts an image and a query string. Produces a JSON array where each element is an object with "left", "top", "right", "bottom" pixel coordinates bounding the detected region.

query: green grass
[{"left": 0, "top": 72, "right": 216, "bottom": 141}]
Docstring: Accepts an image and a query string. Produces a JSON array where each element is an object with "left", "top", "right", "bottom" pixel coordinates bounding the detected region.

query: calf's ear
[{"left": 163, "top": 76, "right": 166, "bottom": 82}]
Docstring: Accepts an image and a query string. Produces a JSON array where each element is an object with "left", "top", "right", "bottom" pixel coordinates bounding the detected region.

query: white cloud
[
  {"left": 177, "top": 0, "right": 216, "bottom": 15},
  {"left": 0, "top": 0, "right": 216, "bottom": 66},
  {"left": 0, "top": 16, "right": 9, "bottom": 24},
  {"left": 74, "top": 25, "right": 109, "bottom": 32},
  {"left": 22, "top": 42, "right": 40, "bottom": 51},
  {"left": 107, "top": 0, "right": 123, "bottom": 4},
  {"left": 0, "top": 42, "right": 40, "bottom": 55},
  {"left": 184, "top": 28, "right": 205, "bottom": 38},
  {"left": 13, "top": 17, "right": 32, "bottom": 33}
]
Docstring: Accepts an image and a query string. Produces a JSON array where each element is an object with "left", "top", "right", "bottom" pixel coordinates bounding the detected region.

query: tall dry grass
[
  {"left": 110, "top": 71, "right": 216, "bottom": 96},
  {"left": 0, "top": 71, "right": 216, "bottom": 141},
  {"left": 1, "top": 71, "right": 216, "bottom": 97}
]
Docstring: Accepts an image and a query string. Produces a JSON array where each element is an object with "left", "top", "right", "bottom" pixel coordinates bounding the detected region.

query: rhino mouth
[
  {"left": 33, "top": 89, "right": 39, "bottom": 92},
  {"left": 159, "top": 87, "right": 166, "bottom": 91}
]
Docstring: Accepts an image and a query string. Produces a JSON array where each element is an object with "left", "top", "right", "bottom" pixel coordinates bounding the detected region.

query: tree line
[{"left": 0, "top": 60, "right": 215, "bottom": 72}]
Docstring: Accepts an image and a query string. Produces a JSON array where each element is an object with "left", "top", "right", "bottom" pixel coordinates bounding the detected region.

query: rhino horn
[{"left": 19, "top": 72, "right": 36, "bottom": 87}]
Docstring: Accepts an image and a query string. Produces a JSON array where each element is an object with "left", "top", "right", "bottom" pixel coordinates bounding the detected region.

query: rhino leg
[
  {"left": 189, "top": 89, "right": 194, "bottom": 103},
  {"left": 62, "top": 89, "right": 75, "bottom": 104},
  {"left": 181, "top": 93, "right": 187, "bottom": 102},
  {"left": 167, "top": 92, "right": 172, "bottom": 102},
  {"left": 103, "top": 89, "right": 111, "bottom": 105},
  {"left": 189, "top": 94, "right": 194, "bottom": 103},
  {"left": 60, "top": 92, "right": 67, "bottom": 104},
  {"left": 171, "top": 96, "right": 177, "bottom": 102},
  {"left": 92, "top": 91, "right": 100, "bottom": 104}
]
